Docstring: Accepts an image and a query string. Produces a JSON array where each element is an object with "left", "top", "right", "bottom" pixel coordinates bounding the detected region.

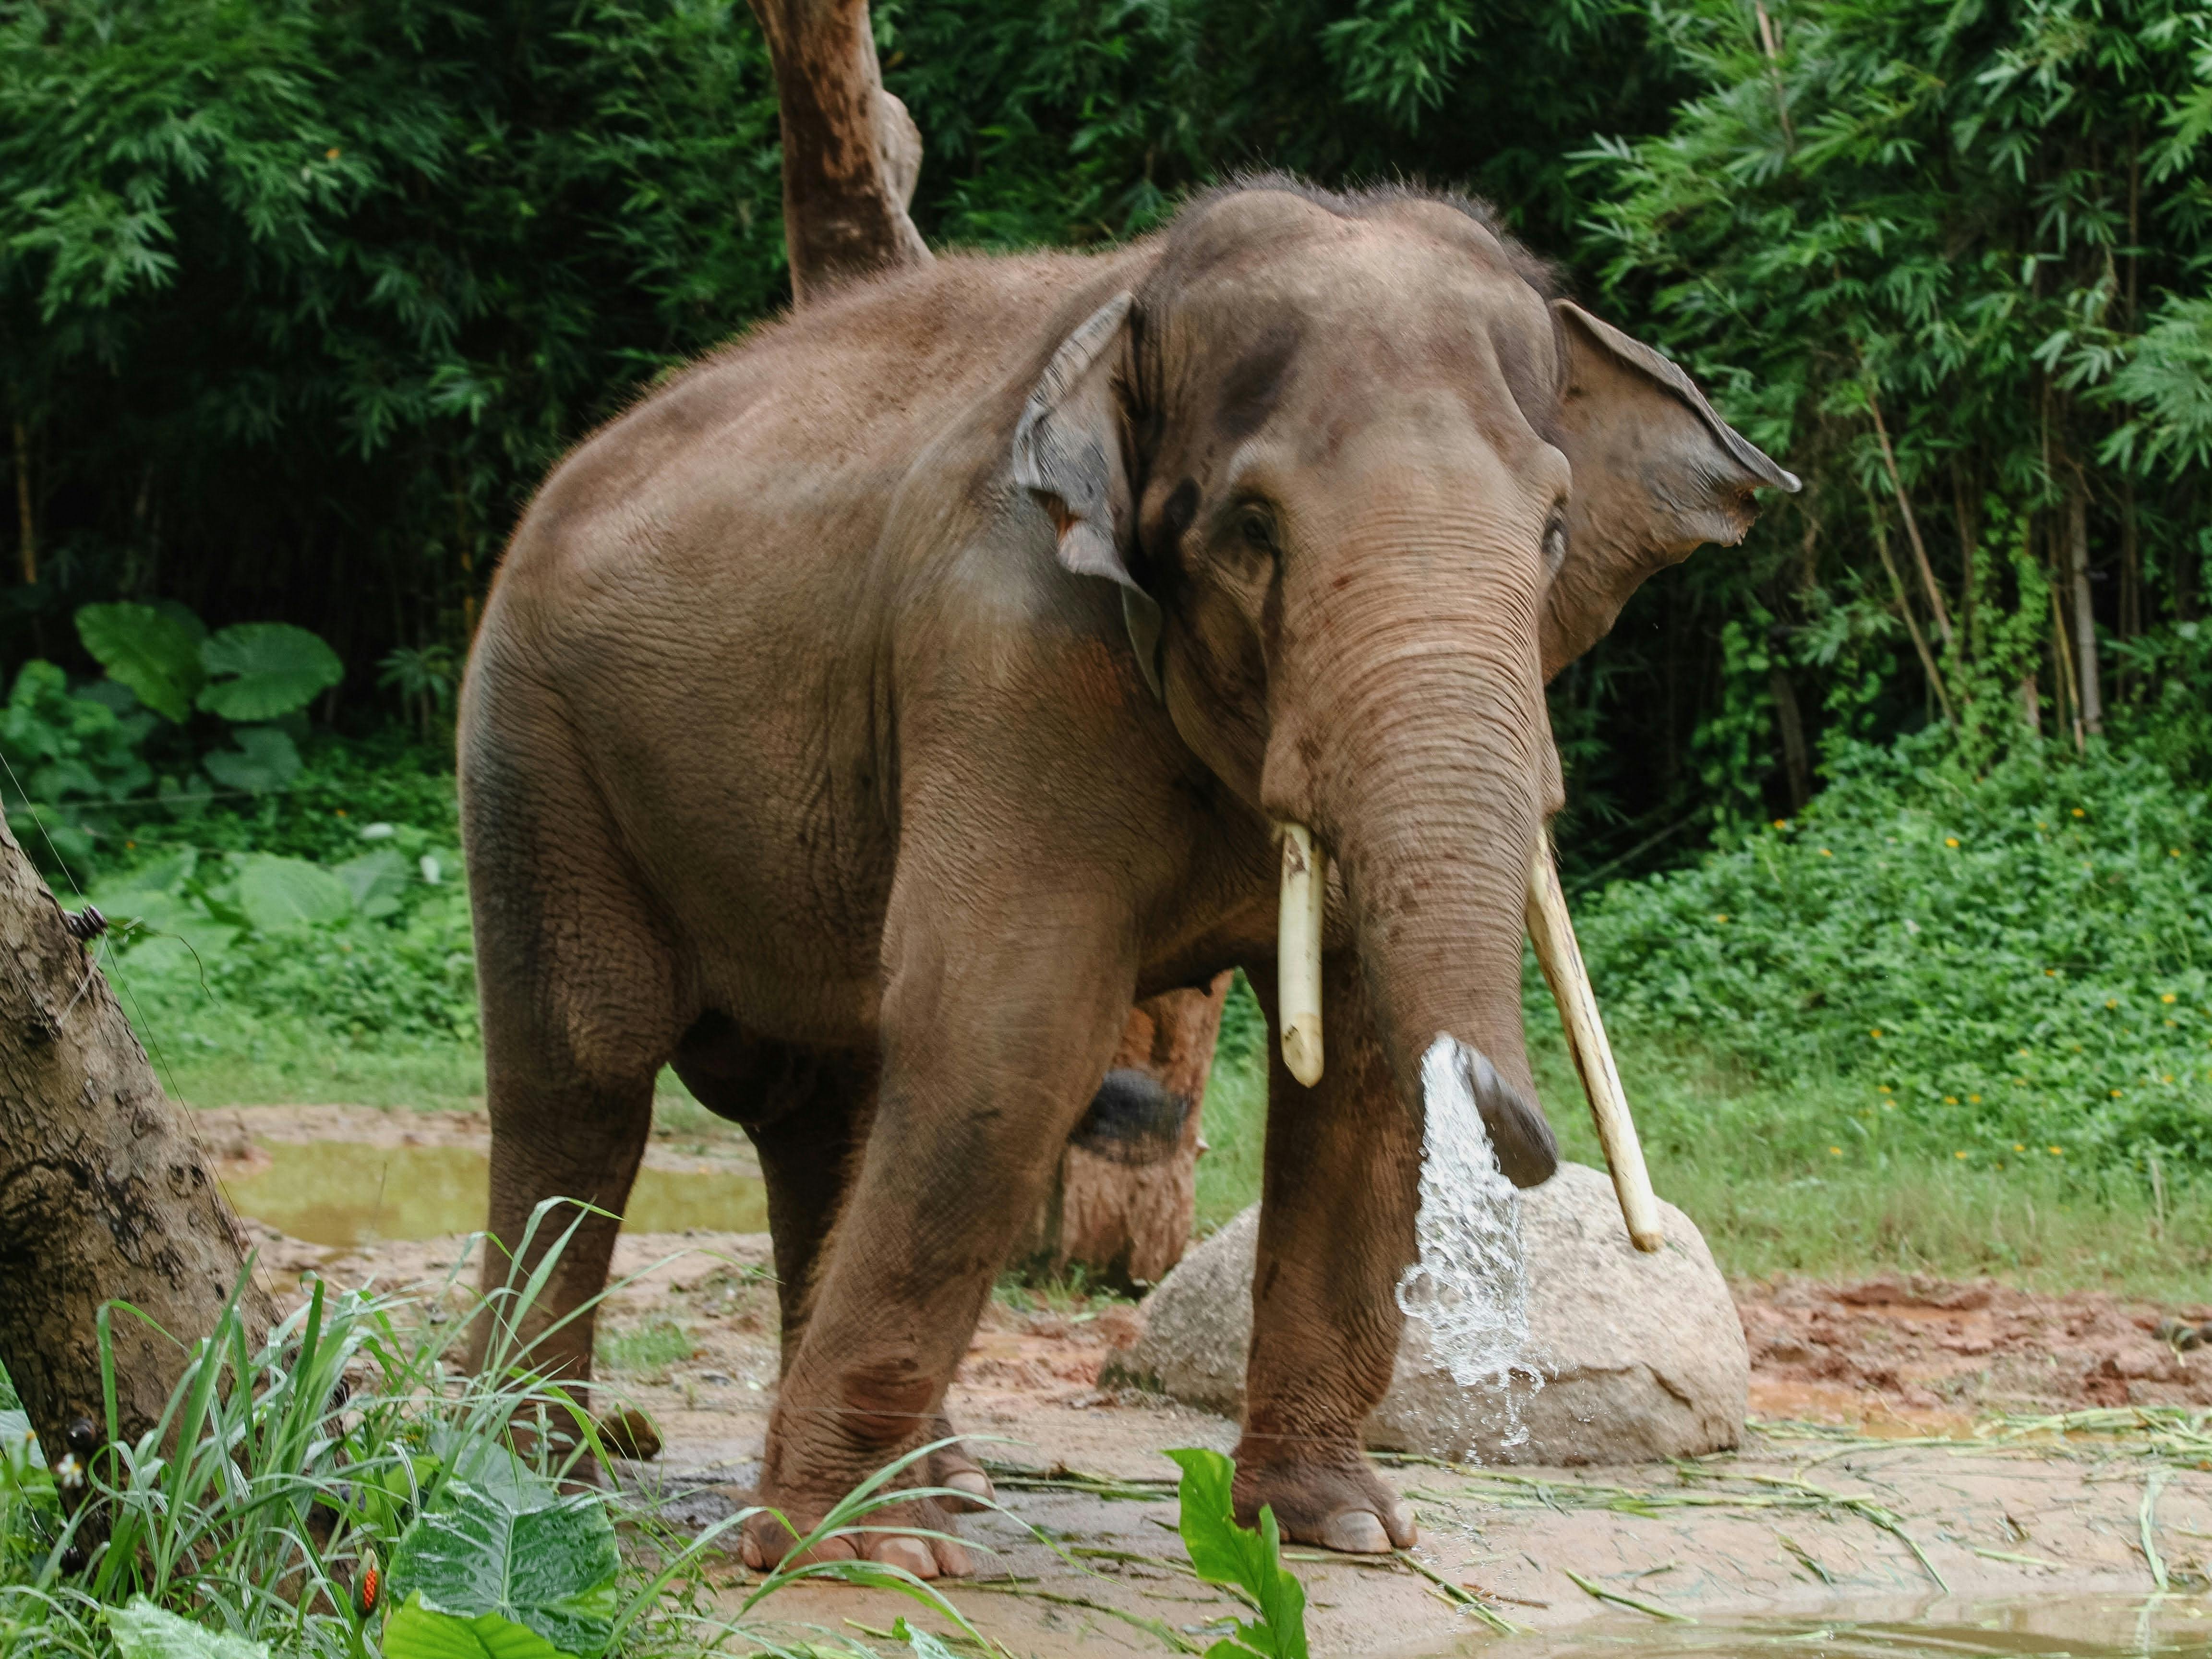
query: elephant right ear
[{"left": 1012, "top": 291, "right": 1139, "bottom": 591}]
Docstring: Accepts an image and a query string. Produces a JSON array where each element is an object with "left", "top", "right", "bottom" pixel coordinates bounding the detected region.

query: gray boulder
[{"left": 1108, "top": 1162, "right": 1746, "bottom": 1465}]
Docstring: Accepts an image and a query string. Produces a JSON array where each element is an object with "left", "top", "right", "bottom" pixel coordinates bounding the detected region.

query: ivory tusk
[
  {"left": 1277, "top": 824, "right": 1325, "bottom": 1087},
  {"left": 1526, "top": 835, "right": 1662, "bottom": 1252}
]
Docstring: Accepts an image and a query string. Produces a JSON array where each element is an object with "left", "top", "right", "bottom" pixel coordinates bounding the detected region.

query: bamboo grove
[{"left": 4, "top": 0, "right": 2209, "bottom": 873}]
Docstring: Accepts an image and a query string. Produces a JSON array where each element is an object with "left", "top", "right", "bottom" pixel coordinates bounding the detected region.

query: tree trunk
[
  {"left": 746, "top": 0, "right": 929, "bottom": 302},
  {"left": 2066, "top": 479, "right": 2102, "bottom": 736},
  {"left": 0, "top": 809, "right": 269, "bottom": 1521},
  {"left": 751, "top": 0, "right": 1225, "bottom": 1286},
  {"left": 1021, "top": 974, "right": 1232, "bottom": 1288}
]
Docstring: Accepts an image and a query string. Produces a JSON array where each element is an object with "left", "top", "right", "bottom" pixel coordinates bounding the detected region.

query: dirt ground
[{"left": 211, "top": 1106, "right": 2212, "bottom": 1656}]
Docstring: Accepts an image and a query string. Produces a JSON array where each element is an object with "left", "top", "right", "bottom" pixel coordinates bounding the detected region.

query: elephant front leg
[
  {"left": 741, "top": 890, "right": 1137, "bottom": 1579},
  {"left": 1235, "top": 955, "right": 1421, "bottom": 1554}
]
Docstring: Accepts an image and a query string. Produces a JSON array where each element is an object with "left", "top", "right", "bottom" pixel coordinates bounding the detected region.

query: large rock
[{"left": 1107, "top": 1162, "right": 1747, "bottom": 1464}]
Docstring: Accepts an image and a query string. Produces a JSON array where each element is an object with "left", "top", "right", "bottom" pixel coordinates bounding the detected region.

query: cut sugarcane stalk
[
  {"left": 1526, "top": 835, "right": 1662, "bottom": 1251},
  {"left": 1278, "top": 823, "right": 1325, "bottom": 1086}
]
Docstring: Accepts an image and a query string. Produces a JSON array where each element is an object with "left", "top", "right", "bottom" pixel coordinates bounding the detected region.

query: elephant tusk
[
  {"left": 1525, "top": 835, "right": 1662, "bottom": 1252},
  {"left": 1278, "top": 824, "right": 1326, "bottom": 1087}
]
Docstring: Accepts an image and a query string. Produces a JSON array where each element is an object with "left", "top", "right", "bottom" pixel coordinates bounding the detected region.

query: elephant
[{"left": 457, "top": 175, "right": 1795, "bottom": 1579}]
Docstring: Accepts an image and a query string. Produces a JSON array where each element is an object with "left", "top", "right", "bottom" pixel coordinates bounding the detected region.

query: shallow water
[
  {"left": 1437, "top": 1596, "right": 2212, "bottom": 1659},
  {"left": 220, "top": 1140, "right": 768, "bottom": 1247}
]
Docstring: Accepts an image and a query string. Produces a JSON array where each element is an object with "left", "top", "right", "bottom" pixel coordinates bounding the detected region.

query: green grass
[
  {"left": 596, "top": 1320, "right": 696, "bottom": 1381},
  {"left": 0, "top": 1208, "right": 997, "bottom": 1659}
]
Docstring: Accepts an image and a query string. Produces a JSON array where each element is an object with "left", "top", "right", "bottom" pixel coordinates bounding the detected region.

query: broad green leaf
[
  {"left": 76, "top": 604, "right": 205, "bottom": 724},
  {"left": 334, "top": 847, "right": 411, "bottom": 917},
  {"left": 1166, "top": 1449, "right": 1309, "bottom": 1659},
  {"left": 106, "top": 1598, "right": 270, "bottom": 1659},
  {"left": 201, "top": 725, "right": 302, "bottom": 794},
  {"left": 387, "top": 1481, "right": 621, "bottom": 1659},
  {"left": 197, "top": 623, "right": 343, "bottom": 721},
  {"left": 382, "top": 1598, "right": 565, "bottom": 1659},
  {"left": 235, "top": 854, "right": 352, "bottom": 932}
]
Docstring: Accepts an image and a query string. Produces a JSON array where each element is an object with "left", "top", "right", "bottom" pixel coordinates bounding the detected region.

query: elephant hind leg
[
  {"left": 670, "top": 1024, "right": 994, "bottom": 1510},
  {"left": 463, "top": 722, "right": 685, "bottom": 1395}
]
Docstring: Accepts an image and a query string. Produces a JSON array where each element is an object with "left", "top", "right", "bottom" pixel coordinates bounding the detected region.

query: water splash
[{"left": 1397, "top": 1034, "right": 1541, "bottom": 1445}]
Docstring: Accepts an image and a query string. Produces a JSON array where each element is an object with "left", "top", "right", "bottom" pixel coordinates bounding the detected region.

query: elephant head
[{"left": 1013, "top": 181, "right": 1792, "bottom": 1185}]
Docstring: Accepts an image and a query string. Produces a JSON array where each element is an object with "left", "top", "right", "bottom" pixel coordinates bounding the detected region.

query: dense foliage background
[
  {"left": 7, "top": 0, "right": 2210, "bottom": 863},
  {"left": 4, "top": 0, "right": 2210, "bottom": 1192}
]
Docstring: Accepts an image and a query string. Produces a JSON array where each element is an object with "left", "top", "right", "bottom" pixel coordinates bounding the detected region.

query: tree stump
[
  {"left": 0, "top": 808, "right": 268, "bottom": 1513},
  {"left": 1021, "top": 973, "right": 1233, "bottom": 1288},
  {"left": 746, "top": 8, "right": 1232, "bottom": 1290},
  {"left": 746, "top": 0, "right": 930, "bottom": 301}
]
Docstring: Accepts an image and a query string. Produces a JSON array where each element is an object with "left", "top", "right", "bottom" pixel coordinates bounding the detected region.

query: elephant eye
[
  {"left": 1237, "top": 506, "right": 1276, "bottom": 553},
  {"left": 1541, "top": 514, "right": 1569, "bottom": 574}
]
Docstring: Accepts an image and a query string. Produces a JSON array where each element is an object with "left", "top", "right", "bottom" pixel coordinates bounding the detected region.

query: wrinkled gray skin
[{"left": 459, "top": 179, "right": 1793, "bottom": 1579}]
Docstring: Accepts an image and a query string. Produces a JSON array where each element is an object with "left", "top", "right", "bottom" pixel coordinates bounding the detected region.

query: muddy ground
[{"left": 209, "top": 1105, "right": 2212, "bottom": 1656}]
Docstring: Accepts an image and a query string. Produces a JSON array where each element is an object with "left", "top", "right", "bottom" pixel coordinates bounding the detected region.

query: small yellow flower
[
  {"left": 1819, "top": 848, "right": 1833, "bottom": 857},
  {"left": 2163, "top": 992, "right": 2178, "bottom": 1004},
  {"left": 325, "top": 146, "right": 342, "bottom": 161},
  {"left": 2048, "top": 1145, "right": 2064, "bottom": 1155},
  {"left": 1870, "top": 1028, "right": 1884, "bottom": 1038},
  {"left": 124, "top": 840, "right": 135, "bottom": 849},
  {"left": 2015, "top": 1077, "right": 2029, "bottom": 1085},
  {"left": 1774, "top": 818, "right": 1790, "bottom": 830},
  {"left": 1878, "top": 1084, "right": 1893, "bottom": 1093},
  {"left": 1828, "top": 1145, "right": 1843, "bottom": 1156},
  {"left": 2164, "top": 1074, "right": 2176, "bottom": 1084},
  {"left": 2018, "top": 1047, "right": 2031, "bottom": 1057},
  {"left": 336, "top": 807, "right": 349, "bottom": 817},
  {"left": 2013, "top": 1143, "right": 2026, "bottom": 1152},
  {"left": 2045, "top": 968, "right": 2058, "bottom": 977},
  {"left": 1944, "top": 1094, "right": 1959, "bottom": 1105},
  {"left": 1968, "top": 1093, "right": 1982, "bottom": 1103},
  {"left": 2173, "top": 849, "right": 2185, "bottom": 858},
  {"left": 1954, "top": 1150, "right": 1969, "bottom": 1159},
  {"left": 1715, "top": 914, "right": 1730, "bottom": 924},
  {"left": 2037, "top": 822, "right": 2048, "bottom": 830},
  {"left": 2072, "top": 807, "right": 2086, "bottom": 818},
  {"left": 2106, "top": 999, "right": 2119, "bottom": 1010},
  {"left": 2110, "top": 1088, "right": 2124, "bottom": 1098},
  {"left": 1945, "top": 836, "right": 1960, "bottom": 848}
]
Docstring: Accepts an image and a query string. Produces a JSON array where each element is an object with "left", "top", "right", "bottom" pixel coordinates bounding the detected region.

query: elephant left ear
[
  {"left": 1011, "top": 290, "right": 1166, "bottom": 699},
  {"left": 1542, "top": 301, "right": 1800, "bottom": 674}
]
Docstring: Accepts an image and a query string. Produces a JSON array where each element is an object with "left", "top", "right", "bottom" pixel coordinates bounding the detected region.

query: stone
[{"left": 1106, "top": 1162, "right": 1747, "bottom": 1465}]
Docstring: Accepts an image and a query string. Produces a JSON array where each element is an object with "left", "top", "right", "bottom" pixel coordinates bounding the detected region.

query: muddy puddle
[
  {"left": 219, "top": 1140, "right": 766, "bottom": 1246},
  {"left": 1471, "top": 1595, "right": 2212, "bottom": 1659}
]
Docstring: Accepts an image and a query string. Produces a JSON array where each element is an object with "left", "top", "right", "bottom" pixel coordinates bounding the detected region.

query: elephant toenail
[
  {"left": 944, "top": 1467, "right": 994, "bottom": 1505},
  {"left": 1384, "top": 1496, "right": 1419, "bottom": 1548},
  {"left": 874, "top": 1535, "right": 938, "bottom": 1578},
  {"left": 1319, "top": 1509, "right": 1393, "bottom": 1554}
]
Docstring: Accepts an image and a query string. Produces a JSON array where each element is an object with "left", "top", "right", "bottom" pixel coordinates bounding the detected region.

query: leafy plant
[
  {"left": 1165, "top": 1448, "right": 1309, "bottom": 1659},
  {"left": 76, "top": 605, "right": 205, "bottom": 725},
  {"left": 385, "top": 1482, "right": 621, "bottom": 1657},
  {"left": 196, "top": 624, "right": 344, "bottom": 722}
]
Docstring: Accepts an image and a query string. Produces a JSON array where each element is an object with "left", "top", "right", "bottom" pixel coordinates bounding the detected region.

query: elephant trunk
[{"left": 1268, "top": 516, "right": 1561, "bottom": 1188}]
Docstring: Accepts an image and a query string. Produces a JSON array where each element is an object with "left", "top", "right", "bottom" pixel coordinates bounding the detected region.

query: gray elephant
[{"left": 458, "top": 176, "right": 1794, "bottom": 1578}]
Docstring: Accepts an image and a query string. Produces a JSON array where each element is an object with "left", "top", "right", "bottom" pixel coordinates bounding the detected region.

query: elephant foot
[
  {"left": 741, "top": 1426, "right": 975, "bottom": 1579},
  {"left": 1230, "top": 1443, "right": 1416, "bottom": 1555},
  {"left": 929, "top": 1418, "right": 995, "bottom": 1513}
]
